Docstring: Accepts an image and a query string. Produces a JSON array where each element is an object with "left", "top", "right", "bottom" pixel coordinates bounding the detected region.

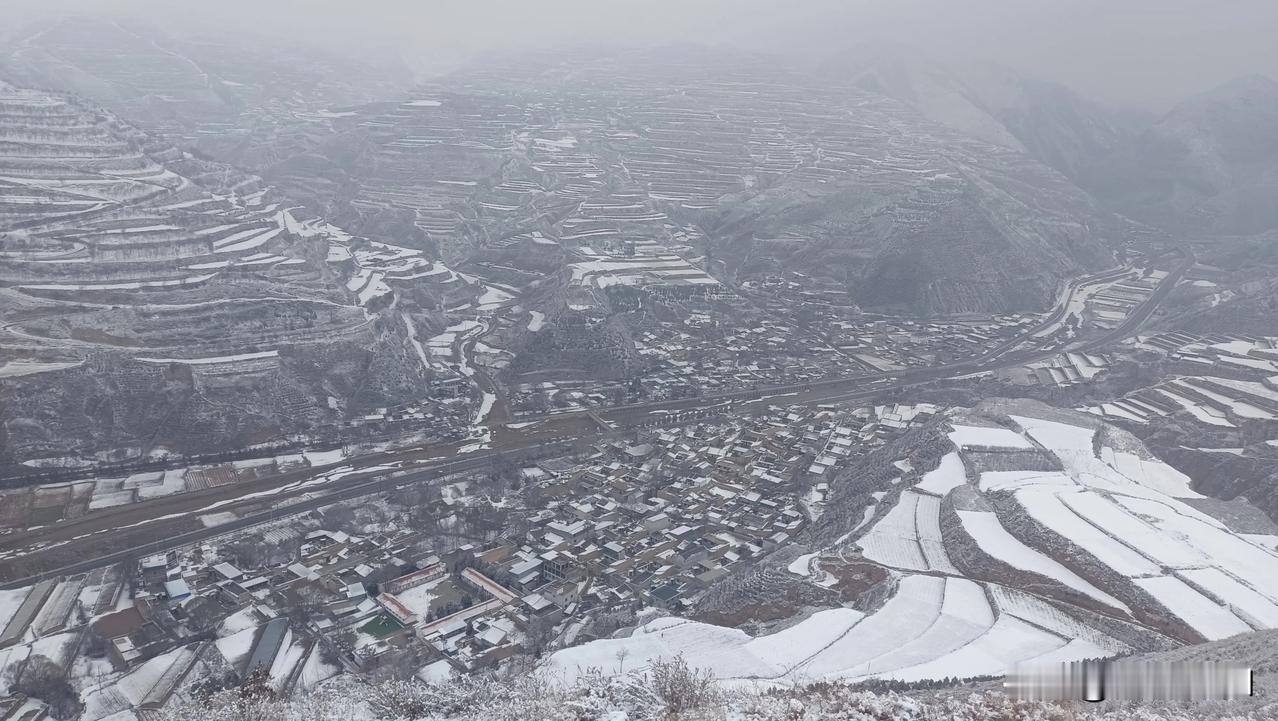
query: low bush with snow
[{"left": 154, "top": 658, "right": 1276, "bottom": 721}]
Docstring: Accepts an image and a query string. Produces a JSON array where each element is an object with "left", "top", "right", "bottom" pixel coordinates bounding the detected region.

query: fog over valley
[{"left": 0, "top": 2, "right": 1276, "bottom": 720}]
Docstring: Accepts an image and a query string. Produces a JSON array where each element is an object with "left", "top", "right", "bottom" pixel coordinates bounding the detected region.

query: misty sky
[{"left": 9, "top": 0, "right": 1278, "bottom": 111}]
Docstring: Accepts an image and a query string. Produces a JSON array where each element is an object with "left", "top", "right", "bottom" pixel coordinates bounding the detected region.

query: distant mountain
[
  {"left": 821, "top": 53, "right": 1137, "bottom": 184},
  {"left": 264, "top": 50, "right": 1119, "bottom": 316},
  {"left": 1084, "top": 74, "right": 1278, "bottom": 235},
  {"left": 0, "top": 16, "right": 412, "bottom": 166}
]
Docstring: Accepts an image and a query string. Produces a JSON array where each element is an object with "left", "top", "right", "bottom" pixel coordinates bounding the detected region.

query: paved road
[{"left": 0, "top": 256, "right": 1190, "bottom": 586}]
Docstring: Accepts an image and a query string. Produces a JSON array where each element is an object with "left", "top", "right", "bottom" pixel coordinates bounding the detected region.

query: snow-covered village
[{"left": 4, "top": 4, "right": 1278, "bottom": 720}]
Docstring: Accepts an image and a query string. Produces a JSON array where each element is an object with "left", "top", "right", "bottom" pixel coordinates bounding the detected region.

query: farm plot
[
  {"left": 1178, "top": 567, "right": 1278, "bottom": 628},
  {"left": 948, "top": 424, "right": 1033, "bottom": 450},
  {"left": 542, "top": 617, "right": 777, "bottom": 683},
  {"left": 1097, "top": 448, "right": 1200, "bottom": 498},
  {"left": 856, "top": 491, "right": 927, "bottom": 571},
  {"left": 1013, "top": 487, "right": 1161, "bottom": 577},
  {"left": 1009, "top": 415, "right": 1184, "bottom": 500},
  {"left": 1058, "top": 491, "right": 1207, "bottom": 569},
  {"left": 1172, "top": 379, "right": 1275, "bottom": 420},
  {"left": 843, "top": 578, "right": 994, "bottom": 678},
  {"left": 881, "top": 614, "right": 1071, "bottom": 682},
  {"left": 1133, "top": 576, "right": 1252, "bottom": 640},
  {"left": 914, "top": 451, "right": 968, "bottom": 496},
  {"left": 1153, "top": 388, "right": 1234, "bottom": 427},
  {"left": 1113, "top": 495, "right": 1278, "bottom": 602},
  {"left": 792, "top": 574, "right": 947, "bottom": 678},
  {"left": 915, "top": 494, "right": 960, "bottom": 574},
  {"left": 957, "top": 510, "right": 1126, "bottom": 610},
  {"left": 989, "top": 585, "right": 1129, "bottom": 651},
  {"left": 857, "top": 491, "right": 957, "bottom": 573},
  {"left": 743, "top": 608, "right": 866, "bottom": 672},
  {"left": 978, "top": 471, "right": 1075, "bottom": 493},
  {"left": 1195, "top": 376, "right": 1278, "bottom": 405},
  {"left": 545, "top": 574, "right": 1117, "bottom": 686}
]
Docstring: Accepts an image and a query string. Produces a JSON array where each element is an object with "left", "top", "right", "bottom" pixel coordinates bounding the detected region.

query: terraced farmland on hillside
[{"left": 0, "top": 81, "right": 453, "bottom": 470}]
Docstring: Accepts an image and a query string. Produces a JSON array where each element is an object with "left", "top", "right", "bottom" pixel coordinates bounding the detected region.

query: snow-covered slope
[{"left": 546, "top": 401, "right": 1278, "bottom": 686}]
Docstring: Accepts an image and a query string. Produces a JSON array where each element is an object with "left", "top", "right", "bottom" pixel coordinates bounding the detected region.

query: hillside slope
[
  {"left": 830, "top": 55, "right": 1135, "bottom": 184},
  {"left": 1085, "top": 75, "right": 1278, "bottom": 235},
  {"left": 0, "top": 81, "right": 439, "bottom": 469},
  {"left": 543, "top": 400, "right": 1278, "bottom": 686},
  {"left": 262, "top": 50, "right": 1120, "bottom": 315}
]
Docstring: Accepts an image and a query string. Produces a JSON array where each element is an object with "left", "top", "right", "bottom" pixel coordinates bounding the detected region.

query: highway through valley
[{"left": 0, "top": 257, "right": 1190, "bottom": 587}]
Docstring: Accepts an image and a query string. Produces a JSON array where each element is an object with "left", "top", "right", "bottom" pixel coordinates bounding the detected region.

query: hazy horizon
[{"left": 5, "top": 0, "right": 1278, "bottom": 113}]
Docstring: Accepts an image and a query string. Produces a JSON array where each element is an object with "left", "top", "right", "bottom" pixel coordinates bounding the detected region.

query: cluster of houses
[{"left": 0, "top": 395, "right": 941, "bottom": 719}]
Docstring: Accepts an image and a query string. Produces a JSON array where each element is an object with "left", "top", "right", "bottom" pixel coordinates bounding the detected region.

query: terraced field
[
  {"left": 249, "top": 48, "right": 1119, "bottom": 317},
  {"left": 0, "top": 81, "right": 459, "bottom": 470},
  {"left": 545, "top": 401, "right": 1278, "bottom": 684}
]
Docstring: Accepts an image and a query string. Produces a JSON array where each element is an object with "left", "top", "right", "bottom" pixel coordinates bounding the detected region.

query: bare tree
[
  {"left": 648, "top": 655, "right": 718, "bottom": 716},
  {"left": 7, "top": 654, "right": 81, "bottom": 720}
]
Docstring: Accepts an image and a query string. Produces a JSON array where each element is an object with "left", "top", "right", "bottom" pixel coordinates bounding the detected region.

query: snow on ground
[
  {"left": 787, "top": 552, "right": 817, "bottom": 577},
  {"left": 418, "top": 659, "right": 456, "bottom": 684},
  {"left": 1008, "top": 414, "right": 1183, "bottom": 501},
  {"left": 299, "top": 645, "right": 340, "bottom": 691},
  {"left": 857, "top": 490, "right": 958, "bottom": 574},
  {"left": 978, "top": 471, "right": 1074, "bottom": 493},
  {"left": 269, "top": 630, "right": 307, "bottom": 689},
  {"left": 1059, "top": 491, "right": 1205, "bottom": 568},
  {"left": 538, "top": 593, "right": 1054, "bottom": 688},
  {"left": 543, "top": 618, "right": 763, "bottom": 684},
  {"left": 1133, "top": 576, "right": 1252, "bottom": 640},
  {"left": 214, "top": 228, "right": 281, "bottom": 254},
  {"left": 989, "top": 586, "right": 1128, "bottom": 652},
  {"left": 913, "top": 451, "right": 968, "bottom": 496},
  {"left": 957, "top": 510, "right": 1126, "bottom": 610},
  {"left": 880, "top": 614, "right": 1066, "bottom": 682},
  {"left": 1014, "top": 487, "right": 1161, "bottom": 577},
  {"left": 28, "top": 630, "right": 74, "bottom": 663},
  {"left": 0, "top": 586, "right": 30, "bottom": 630},
  {"left": 857, "top": 491, "right": 927, "bottom": 571},
  {"left": 915, "top": 494, "right": 960, "bottom": 574},
  {"left": 1198, "top": 376, "right": 1278, "bottom": 404},
  {"left": 1174, "top": 379, "right": 1275, "bottom": 420},
  {"left": 1009, "top": 415, "right": 1095, "bottom": 453},
  {"left": 1112, "top": 495, "right": 1278, "bottom": 602},
  {"left": 220, "top": 608, "right": 262, "bottom": 635},
  {"left": 303, "top": 449, "right": 347, "bottom": 466},
  {"left": 0, "top": 360, "right": 82, "bottom": 377},
  {"left": 1098, "top": 448, "right": 1201, "bottom": 498},
  {"left": 0, "top": 646, "right": 31, "bottom": 694},
  {"left": 392, "top": 577, "right": 447, "bottom": 617},
  {"left": 116, "top": 646, "right": 189, "bottom": 705},
  {"left": 199, "top": 512, "right": 238, "bottom": 528},
  {"left": 743, "top": 608, "right": 865, "bottom": 673},
  {"left": 948, "top": 425, "right": 1033, "bottom": 450},
  {"left": 797, "top": 577, "right": 959, "bottom": 679},
  {"left": 216, "top": 626, "right": 258, "bottom": 667},
  {"left": 527, "top": 310, "right": 545, "bottom": 332},
  {"left": 476, "top": 285, "right": 514, "bottom": 311},
  {"left": 1179, "top": 568, "right": 1278, "bottom": 628},
  {"left": 1155, "top": 388, "right": 1234, "bottom": 427},
  {"left": 473, "top": 392, "right": 497, "bottom": 426}
]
